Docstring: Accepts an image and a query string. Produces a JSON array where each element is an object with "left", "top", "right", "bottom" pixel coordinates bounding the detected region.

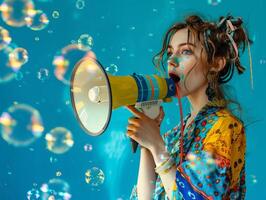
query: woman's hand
[{"left": 125, "top": 105, "right": 165, "bottom": 152}]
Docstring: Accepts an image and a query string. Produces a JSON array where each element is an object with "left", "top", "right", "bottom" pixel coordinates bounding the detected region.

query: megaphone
[{"left": 70, "top": 56, "right": 179, "bottom": 153}]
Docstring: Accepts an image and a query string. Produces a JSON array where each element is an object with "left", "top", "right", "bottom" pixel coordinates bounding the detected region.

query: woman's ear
[{"left": 210, "top": 57, "right": 226, "bottom": 72}]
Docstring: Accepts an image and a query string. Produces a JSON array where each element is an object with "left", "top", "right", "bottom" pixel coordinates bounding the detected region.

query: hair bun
[{"left": 186, "top": 15, "right": 204, "bottom": 26}]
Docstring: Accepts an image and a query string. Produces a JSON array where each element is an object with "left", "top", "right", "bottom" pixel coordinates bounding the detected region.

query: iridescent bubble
[
  {"left": 207, "top": 0, "right": 222, "bottom": 6},
  {"left": 76, "top": 0, "right": 85, "bottom": 10},
  {"left": 0, "top": 26, "right": 12, "bottom": 50},
  {"left": 56, "top": 171, "right": 62, "bottom": 177},
  {"left": 37, "top": 68, "right": 49, "bottom": 81},
  {"left": 40, "top": 178, "right": 71, "bottom": 200},
  {"left": 84, "top": 143, "right": 93, "bottom": 152},
  {"left": 25, "top": 9, "right": 49, "bottom": 31},
  {"left": 8, "top": 47, "right": 29, "bottom": 70},
  {"left": 85, "top": 167, "right": 105, "bottom": 187},
  {"left": 105, "top": 63, "right": 118, "bottom": 75},
  {"left": 52, "top": 44, "right": 89, "bottom": 85},
  {"left": 52, "top": 11, "right": 59, "bottom": 19},
  {"left": 0, "top": 0, "right": 35, "bottom": 27},
  {"left": 259, "top": 59, "right": 266, "bottom": 65},
  {"left": 27, "top": 188, "right": 40, "bottom": 200},
  {"left": 0, "top": 103, "right": 44, "bottom": 147},
  {"left": 77, "top": 34, "right": 93, "bottom": 50},
  {"left": 45, "top": 127, "right": 74, "bottom": 154}
]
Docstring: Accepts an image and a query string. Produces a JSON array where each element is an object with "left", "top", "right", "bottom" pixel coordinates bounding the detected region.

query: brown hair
[{"left": 153, "top": 14, "right": 253, "bottom": 123}]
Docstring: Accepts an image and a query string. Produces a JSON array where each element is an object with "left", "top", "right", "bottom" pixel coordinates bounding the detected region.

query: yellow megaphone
[{"left": 70, "top": 56, "right": 179, "bottom": 153}]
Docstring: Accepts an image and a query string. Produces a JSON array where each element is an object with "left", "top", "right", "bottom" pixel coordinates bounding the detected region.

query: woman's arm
[
  {"left": 137, "top": 146, "right": 158, "bottom": 200},
  {"left": 150, "top": 140, "right": 177, "bottom": 200}
]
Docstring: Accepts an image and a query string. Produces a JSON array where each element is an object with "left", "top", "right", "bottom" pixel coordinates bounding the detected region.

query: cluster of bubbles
[
  {"left": 83, "top": 143, "right": 93, "bottom": 152},
  {"left": 0, "top": 103, "right": 44, "bottom": 147},
  {"left": 40, "top": 178, "right": 72, "bottom": 200},
  {"left": 0, "top": 26, "right": 29, "bottom": 83},
  {"left": 45, "top": 127, "right": 74, "bottom": 154},
  {"left": 27, "top": 187, "right": 40, "bottom": 200},
  {"left": 85, "top": 167, "right": 105, "bottom": 187},
  {"left": 0, "top": 0, "right": 49, "bottom": 30},
  {"left": 27, "top": 179, "right": 72, "bottom": 200}
]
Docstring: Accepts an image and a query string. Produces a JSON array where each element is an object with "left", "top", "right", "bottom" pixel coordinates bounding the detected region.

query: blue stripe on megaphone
[
  {"left": 137, "top": 74, "right": 148, "bottom": 102},
  {"left": 150, "top": 75, "right": 159, "bottom": 100}
]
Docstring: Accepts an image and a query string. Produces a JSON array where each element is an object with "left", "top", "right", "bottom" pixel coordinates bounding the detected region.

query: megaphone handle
[{"left": 130, "top": 138, "right": 139, "bottom": 153}]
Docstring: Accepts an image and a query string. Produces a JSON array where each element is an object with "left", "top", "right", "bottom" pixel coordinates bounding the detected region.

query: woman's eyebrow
[{"left": 167, "top": 42, "right": 196, "bottom": 49}]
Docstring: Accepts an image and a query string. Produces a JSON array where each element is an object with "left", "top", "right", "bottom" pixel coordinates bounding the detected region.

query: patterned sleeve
[{"left": 171, "top": 115, "right": 246, "bottom": 200}]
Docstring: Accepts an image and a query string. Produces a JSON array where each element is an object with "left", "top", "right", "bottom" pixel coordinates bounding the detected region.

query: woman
[{"left": 127, "top": 14, "right": 252, "bottom": 200}]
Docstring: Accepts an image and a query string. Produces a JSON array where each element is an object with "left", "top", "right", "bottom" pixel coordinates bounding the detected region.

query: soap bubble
[
  {"left": 40, "top": 178, "right": 71, "bottom": 200},
  {"left": 0, "top": 0, "right": 35, "bottom": 27},
  {"left": 52, "top": 44, "right": 89, "bottom": 85},
  {"left": 45, "top": 127, "right": 74, "bottom": 154},
  {"left": 8, "top": 47, "right": 29, "bottom": 70},
  {"left": 37, "top": 68, "right": 49, "bottom": 81},
  {"left": 52, "top": 11, "right": 59, "bottom": 19},
  {"left": 105, "top": 63, "right": 118, "bottom": 75},
  {"left": 77, "top": 34, "right": 93, "bottom": 50},
  {"left": 85, "top": 167, "right": 105, "bottom": 187},
  {"left": 25, "top": 9, "right": 49, "bottom": 31},
  {"left": 0, "top": 103, "right": 44, "bottom": 147},
  {"left": 27, "top": 188, "right": 41, "bottom": 199},
  {"left": 15, "top": 71, "right": 23, "bottom": 81},
  {"left": 76, "top": 0, "right": 85, "bottom": 10},
  {"left": 0, "top": 26, "right": 12, "bottom": 50},
  {"left": 56, "top": 171, "right": 62, "bottom": 177}
]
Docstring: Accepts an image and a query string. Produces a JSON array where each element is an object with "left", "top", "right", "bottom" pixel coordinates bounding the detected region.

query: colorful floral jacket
[{"left": 130, "top": 103, "right": 246, "bottom": 200}]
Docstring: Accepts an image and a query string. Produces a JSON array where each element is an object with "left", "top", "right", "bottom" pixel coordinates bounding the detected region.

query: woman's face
[{"left": 167, "top": 28, "right": 208, "bottom": 98}]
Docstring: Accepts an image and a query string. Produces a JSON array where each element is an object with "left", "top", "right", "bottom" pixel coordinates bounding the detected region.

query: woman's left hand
[{"left": 125, "top": 105, "right": 165, "bottom": 152}]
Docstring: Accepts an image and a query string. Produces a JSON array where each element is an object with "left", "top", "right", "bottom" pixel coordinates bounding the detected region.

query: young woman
[{"left": 126, "top": 14, "right": 252, "bottom": 200}]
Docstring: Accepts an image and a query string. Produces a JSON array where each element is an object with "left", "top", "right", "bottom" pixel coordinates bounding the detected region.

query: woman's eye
[{"left": 181, "top": 49, "right": 193, "bottom": 55}]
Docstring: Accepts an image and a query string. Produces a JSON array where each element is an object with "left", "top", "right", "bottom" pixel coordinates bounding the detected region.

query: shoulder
[
  {"left": 214, "top": 108, "right": 245, "bottom": 132},
  {"left": 203, "top": 108, "right": 246, "bottom": 156}
]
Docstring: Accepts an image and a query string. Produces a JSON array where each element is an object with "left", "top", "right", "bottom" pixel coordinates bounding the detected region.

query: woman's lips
[{"left": 169, "top": 73, "right": 180, "bottom": 83}]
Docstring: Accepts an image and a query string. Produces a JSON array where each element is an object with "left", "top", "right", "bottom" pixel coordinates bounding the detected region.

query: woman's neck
[{"left": 187, "top": 83, "right": 210, "bottom": 119}]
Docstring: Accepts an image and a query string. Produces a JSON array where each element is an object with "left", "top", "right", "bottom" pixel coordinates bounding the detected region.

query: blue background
[{"left": 0, "top": 0, "right": 265, "bottom": 199}]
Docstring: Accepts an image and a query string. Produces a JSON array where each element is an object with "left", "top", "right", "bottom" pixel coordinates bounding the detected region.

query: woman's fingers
[
  {"left": 126, "top": 130, "right": 135, "bottom": 137},
  {"left": 126, "top": 105, "right": 145, "bottom": 119},
  {"left": 127, "top": 124, "right": 138, "bottom": 132},
  {"left": 128, "top": 117, "right": 141, "bottom": 127}
]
